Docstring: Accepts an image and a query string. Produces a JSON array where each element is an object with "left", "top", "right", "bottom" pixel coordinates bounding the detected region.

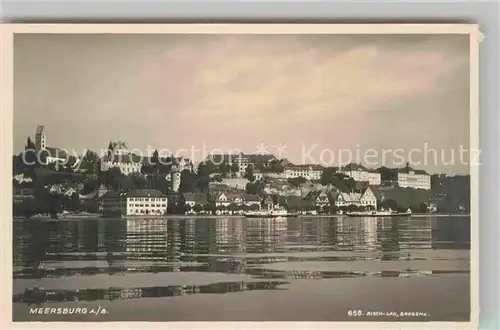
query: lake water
[{"left": 12, "top": 216, "right": 470, "bottom": 322}]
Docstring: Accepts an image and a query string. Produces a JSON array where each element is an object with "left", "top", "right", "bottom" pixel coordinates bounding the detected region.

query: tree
[
  {"left": 320, "top": 167, "right": 338, "bottom": 186},
  {"left": 211, "top": 175, "right": 223, "bottom": 182},
  {"left": 193, "top": 204, "right": 203, "bottom": 214},
  {"left": 244, "top": 165, "right": 256, "bottom": 182},
  {"left": 347, "top": 204, "right": 358, "bottom": 212},
  {"left": 23, "top": 137, "right": 40, "bottom": 172},
  {"left": 346, "top": 177, "right": 357, "bottom": 192},
  {"left": 107, "top": 141, "right": 114, "bottom": 157},
  {"left": 151, "top": 149, "right": 159, "bottom": 165},
  {"left": 287, "top": 176, "right": 307, "bottom": 187},
  {"left": 382, "top": 199, "right": 398, "bottom": 211},
  {"left": 230, "top": 163, "right": 240, "bottom": 178},
  {"left": 219, "top": 163, "right": 230, "bottom": 177},
  {"left": 13, "top": 154, "right": 25, "bottom": 175},
  {"left": 249, "top": 203, "right": 260, "bottom": 211},
  {"left": 419, "top": 202, "right": 428, "bottom": 213},
  {"left": 79, "top": 150, "right": 99, "bottom": 173},
  {"left": 64, "top": 193, "right": 80, "bottom": 212},
  {"left": 217, "top": 204, "right": 227, "bottom": 214},
  {"left": 228, "top": 203, "right": 239, "bottom": 214},
  {"left": 246, "top": 182, "right": 263, "bottom": 195},
  {"left": 167, "top": 201, "right": 178, "bottom": 214},
  {"left": 377, "top": 166, "right": 398, "bottom": 182},
  {"left": 104, "top": 167, "right": 125, "bottom": 191},
  {"left": 329, "top": 204, "right": 339, "bottom": 214},
  {"left": 46, "top": 192, "right": 64, "bottom": 217},
  {"left": 203, "top": 203, "right": 216, "bottom": 215},
  {"left": 430, "top": 174, "right": 441, "bottom": 191},
  {"left": 198, "top": 161, "right": 218, "bottom": 176},
  {"left": 125, "top": 172, "right": 149, "bottom": 190},
  {"left": 269, "top": 159, "right": 284, "bottom": 173},
  {"left": 196, "top": 176, "right": 210, "bottom": 193},
  {"left": 183, "top": 204, "right": 192, "bottom": 214},
  {"left": 179, "top": 169, "right": 197, "bottom": 193},
  {"left": 151, "top": 175, "right": 169, "bottom": 194}
]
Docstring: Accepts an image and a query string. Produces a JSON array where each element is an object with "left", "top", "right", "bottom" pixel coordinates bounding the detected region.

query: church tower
[{"left": 35, "top": 125, "right": 46, "bottom": 151}]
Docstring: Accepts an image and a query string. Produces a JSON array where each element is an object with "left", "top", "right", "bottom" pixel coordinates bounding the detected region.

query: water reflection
[
  {"left": 13, "top": 216, "right": 470, "bottom": 305},
  {"left": 14, "top": 281, "right": 290, "bottom": 305}
]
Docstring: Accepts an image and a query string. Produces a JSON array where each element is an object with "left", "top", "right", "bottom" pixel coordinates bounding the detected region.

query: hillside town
[{"left": 13, "top": 125, "right": 470, "bottom": 218}]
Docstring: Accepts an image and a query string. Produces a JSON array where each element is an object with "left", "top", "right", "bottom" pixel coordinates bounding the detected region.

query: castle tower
[
  {"left": 171, "top": 165, "right": 181, "bottom": 193},
  {"left": 35, "top": 125, "right": 46, "bottom": 151}
]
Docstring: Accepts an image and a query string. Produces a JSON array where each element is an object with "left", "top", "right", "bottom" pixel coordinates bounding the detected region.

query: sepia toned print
[{"left": 1, "top": 24, "right": 480, "bottom": 328}]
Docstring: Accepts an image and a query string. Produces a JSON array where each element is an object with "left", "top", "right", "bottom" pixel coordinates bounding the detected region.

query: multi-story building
[
  {"left": 283, "top": 164, "right": 323, "bottom": 181},
  {"left": 101, "top": 189, "right": 168, "bottom": 216},
  {"left": 397, "top": 165, "right": 431, "bottom": 190},
  {"left": 335, "top": 187, "right": 378, "bottom": 209},
  {"left": 181, "top": 193, "right": 208, "bottom": 209},
  {"left": 210, "top": 192, "right": 261, "bottom": 209},
  {"left": 174, "top": 157, "right": 194, "bottom": 172},
  {"left": 306, "top": 190, "right": 332, "bottom": 208},
  {"left": 100, "top": 146, "right": 146, "bottom": 175},
  {"left": 213, "top": 192, "right": 244, "bottom": 208},
  {"left": 236, "top": 153, "right": 277, "bottom": 173},
  {"left": 207, "top": 152, "right": 277, "bottom": 176},
  {"left": 338, "top": 163, "right": 381, "bottom": 186},
  {"left": 101, "top": 146, "right": 192, "bottom": 183}
]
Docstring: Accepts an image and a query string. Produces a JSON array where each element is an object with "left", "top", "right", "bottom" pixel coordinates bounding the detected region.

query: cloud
[{"left": 128, "top": 35, "right": 468, "bottom": 139}]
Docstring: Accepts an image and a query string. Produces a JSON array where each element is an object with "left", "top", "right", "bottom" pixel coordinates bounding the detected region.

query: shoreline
[{"left": 15, "top": 213, "right": 470, "bottom": 220}]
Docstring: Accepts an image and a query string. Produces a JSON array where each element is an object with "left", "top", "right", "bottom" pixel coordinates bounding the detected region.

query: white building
[
  {"left": 253, "top": 170, "right": 286, "bottom": 182},
  {"left": 236, "top": 154, "right": 276, "bottom": 174},
  {"left": 207, "top": 153, "right": 277, "bottom": 176},
  {"left": 284, "top": 165, "right": 323, "bottom": 181},
  {"left": 174, "top": 157, "right": 194, "bottom": 172},
  {"left": 397, "top": 166, "right": 431, "bottom": 190},
  {"left": 335, "top": 187, "right": 378, "bottom": 209},
  {"left": 101, "top": 189, "right": 168, "bottom": 216},
  {"left": 214, "top": 192, "right": 244, "bottom": 208},
  {"left": 338, "top": 163, "right": 381, "bottom": 186},
  {"left": 100, "top": 147, "right": 144, "bottom": 175}
]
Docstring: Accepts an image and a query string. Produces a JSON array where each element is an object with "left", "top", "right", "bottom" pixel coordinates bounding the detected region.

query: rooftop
[
  {"left": 243, "top": 194, "right": 260, "bottom": 202},
  {"left": 101, "top": 189, "right": 166, "bottom": 199},
  {"left": 398, "top": 166, "right": 429, "bottom": 175},
  {"left": 244, "top": 154, "right": 276, "bottom": 163},
  {"left": 285, "top": 164, "right": 324, "bottom": 170},
  {"left": 36, "top": 125, "right": 45, "bottom": 135},
  {"left": 102, "top": 153, "right": 152, "bottom": 165},
  {"left": 182, "top": 193, "right": 208, "bottom": 205},
  {"left": 341, "top": 163, "right": 368, "bottom": 172}
]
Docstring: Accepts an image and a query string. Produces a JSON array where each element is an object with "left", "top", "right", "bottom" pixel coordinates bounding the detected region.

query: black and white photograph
[{"left": 2, "top": 24, "right": 480, "bottom": 327}]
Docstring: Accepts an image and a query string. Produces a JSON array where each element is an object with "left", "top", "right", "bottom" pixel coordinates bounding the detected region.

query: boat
[
  {"left": 244, "top": 209, "right": 298, "bottom": 218},
  {"left": 346, "top": 209, "right": 412, "bottom": 217}
]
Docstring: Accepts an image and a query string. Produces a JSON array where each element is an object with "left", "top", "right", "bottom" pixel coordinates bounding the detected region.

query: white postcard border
[{"left": 0, "top": 23, "right": 481, "bottom": 330}]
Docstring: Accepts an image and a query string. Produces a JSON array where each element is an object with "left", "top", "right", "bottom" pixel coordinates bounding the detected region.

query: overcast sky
[{"left": 14, "top": 33, "right": 471, "bottom": 174}]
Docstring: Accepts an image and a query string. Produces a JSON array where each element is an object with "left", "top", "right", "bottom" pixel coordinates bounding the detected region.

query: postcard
[{"left": 1, "top": 23, "right": 481, "bottom": 329}]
